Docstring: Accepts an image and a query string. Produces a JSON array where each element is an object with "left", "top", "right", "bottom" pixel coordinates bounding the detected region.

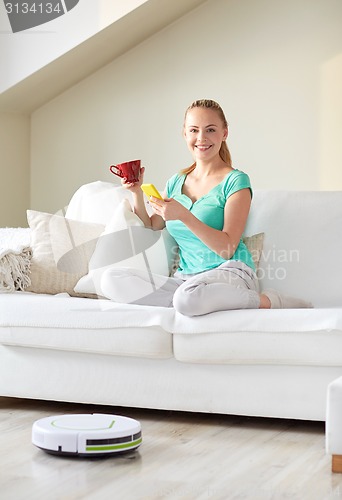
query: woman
[{"left": 101, "top": 99, "right": 311, "bottom": 315}]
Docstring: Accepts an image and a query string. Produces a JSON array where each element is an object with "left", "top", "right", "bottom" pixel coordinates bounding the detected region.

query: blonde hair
[{"left": 181, "top": 99, "right": 232, "bottom": 175}]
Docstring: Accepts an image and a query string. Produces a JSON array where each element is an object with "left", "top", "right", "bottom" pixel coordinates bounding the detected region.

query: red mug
[{"left": 110, "top": 159, "right": 141, "bottom": 183}]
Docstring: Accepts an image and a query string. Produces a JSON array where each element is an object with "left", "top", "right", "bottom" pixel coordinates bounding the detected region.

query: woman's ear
[{"left": 223, "top": 127, "right": 229, "bottom": 141}]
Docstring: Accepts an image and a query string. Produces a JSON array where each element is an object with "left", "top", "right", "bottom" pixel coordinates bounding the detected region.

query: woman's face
[{"left": 183, "top": 107, "right": 228, "bottom": 163}]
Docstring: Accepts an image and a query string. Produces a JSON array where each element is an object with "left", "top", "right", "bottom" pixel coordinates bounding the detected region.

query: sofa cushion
[
  {"left": 173, "top": 322, "right": 342, "bottom": 366},
  {"left": 171, "top": 306, "right": 342, "bottom": 367},
  {"left": 1, "top": 293, "right": 342, "bottom": 367},
  {"left": 0, "top": 292, "right": 173, "bottom": 359}
]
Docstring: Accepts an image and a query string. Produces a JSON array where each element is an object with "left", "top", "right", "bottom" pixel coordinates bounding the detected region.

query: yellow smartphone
[{"left": 140, "top": 183, "right": 163, "bottom": 200}]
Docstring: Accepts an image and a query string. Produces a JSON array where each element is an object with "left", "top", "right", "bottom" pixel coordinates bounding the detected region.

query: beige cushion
[
  {"left": 243, "top": 232, "right": 264, "bottom": 270},
  {"left": 26, "top": 210, "right": 104, "bottom": 296}
]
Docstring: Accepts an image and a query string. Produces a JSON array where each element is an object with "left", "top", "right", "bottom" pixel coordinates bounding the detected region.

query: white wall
[
  {"left": 0, "top": 0, "right": 148, "bottom": 93},
  {"left": 30, "top": 0, "right": 342, "bottom": 215},
  {"left": 0, "top": 113, "right": 30, "bottom": 226}
]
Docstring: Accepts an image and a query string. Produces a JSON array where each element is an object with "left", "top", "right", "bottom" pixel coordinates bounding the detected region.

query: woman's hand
[
  {"left": 121, "top": 166, "right": 145, "bottom": 194},
  {"left": 149, "top": 197, "right": 189, "bottom": 222},
  {"left": 120, "top": 167, "right": 165, "bottom": 231}
]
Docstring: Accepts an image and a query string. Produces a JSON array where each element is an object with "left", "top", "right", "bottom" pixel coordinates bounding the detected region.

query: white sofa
[{"left": 1, "top": 182, "right": 342, "bottom": 421}]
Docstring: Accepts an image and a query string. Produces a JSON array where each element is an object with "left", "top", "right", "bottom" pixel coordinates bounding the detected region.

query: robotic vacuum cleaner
[{"left": 32, "top": 413, "right": 142, "bottom": 457}]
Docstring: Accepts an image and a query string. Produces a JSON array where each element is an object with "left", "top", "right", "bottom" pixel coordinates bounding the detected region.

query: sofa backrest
[
  {"left": 67, "top": 183, "right": 341, "bottom": 308},
  {"left": 245, "top": 190, "right": 342, "bottom": 307}
]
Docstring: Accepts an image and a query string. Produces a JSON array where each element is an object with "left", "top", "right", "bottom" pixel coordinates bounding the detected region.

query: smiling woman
[{"left": 100, "top": 98, "right": 312, "bottom": 315}]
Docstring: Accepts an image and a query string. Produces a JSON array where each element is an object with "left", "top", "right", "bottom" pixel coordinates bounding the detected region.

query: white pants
[{"left": 100, "top": 260, "right": 260, "bottom": 317}]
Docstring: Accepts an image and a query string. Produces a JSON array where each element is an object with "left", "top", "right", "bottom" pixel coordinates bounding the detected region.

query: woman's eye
[
  {"left": 207, "top": 128, "right": 215, "bottom": 133},
  {"left": 190, "top": 129, "right": 198, "bottom": 133}
]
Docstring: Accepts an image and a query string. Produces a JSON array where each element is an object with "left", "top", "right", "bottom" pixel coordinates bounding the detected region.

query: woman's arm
[
  {"left": 131, "top": 189, "right": 166, "bottom": 230},
  {"left": 119, "top": 166, "right": 166, "bottom": 230},
  {"left": 150, "top": 188, "right": 251, "bottom": 259}
]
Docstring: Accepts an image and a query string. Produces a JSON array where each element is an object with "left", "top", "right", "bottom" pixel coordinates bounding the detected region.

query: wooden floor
[{"left": 1, "top": 397, "right": 342, "bottom": 500}]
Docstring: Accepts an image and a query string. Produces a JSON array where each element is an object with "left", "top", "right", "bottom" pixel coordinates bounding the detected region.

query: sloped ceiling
[{"left": 0, "top": 0, "right": 207, "bottom": 113}]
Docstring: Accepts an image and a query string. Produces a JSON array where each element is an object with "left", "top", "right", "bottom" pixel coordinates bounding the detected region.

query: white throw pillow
[
  {"left": 65, "top": 181, "right": 133, "bottom": 225},
  {"left": 74, "top": 199, "right": 178, "bottom": 297}
]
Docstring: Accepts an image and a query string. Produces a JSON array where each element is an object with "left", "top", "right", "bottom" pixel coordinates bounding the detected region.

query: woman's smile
[{"left": 195, "top": 144, "right": 212, "bottom": 151}]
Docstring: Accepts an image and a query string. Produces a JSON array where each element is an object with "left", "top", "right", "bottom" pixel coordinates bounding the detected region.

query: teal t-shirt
[{"left": 165, "top": 169, "right": 255, "bottom": 274}]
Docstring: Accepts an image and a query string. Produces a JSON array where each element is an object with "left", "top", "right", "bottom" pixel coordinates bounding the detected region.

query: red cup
[{"left": 110, "top": 159, "right": 141, "bottom": 183}]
